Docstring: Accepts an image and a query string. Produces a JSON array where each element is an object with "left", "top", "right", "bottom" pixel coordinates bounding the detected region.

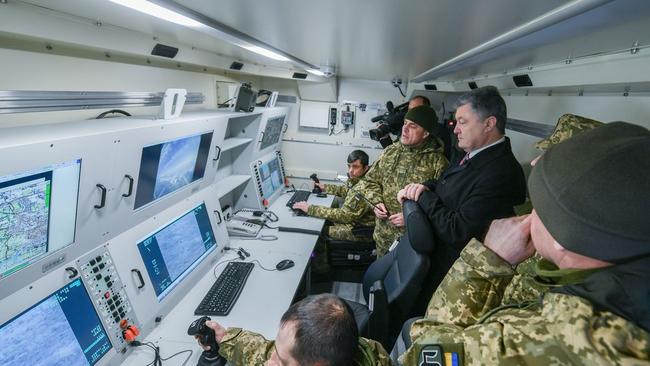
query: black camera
[
  {"left": 369, "top": 101, "right": 409, "bottom": 148},
  {"left": 187, "top": 316, "right": 226, "bottom": 366}
]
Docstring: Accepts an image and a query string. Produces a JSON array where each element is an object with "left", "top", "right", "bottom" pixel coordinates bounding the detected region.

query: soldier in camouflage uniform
[
  {"left": 400, "top": 122, "right": 650, "bottom": 365},
  {"left": 292, "top": 150, "right": 375, "bottom": 242},
  {"left": 360, "top": 105, "right": 448, "bottom": 256},
  {"left": 197, "top": 293, "right": 392, "bottom": 366}
]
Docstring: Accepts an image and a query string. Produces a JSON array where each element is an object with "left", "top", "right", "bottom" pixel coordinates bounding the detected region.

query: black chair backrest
[{"left": 361, "top": 200, "right": 435, "bottom": 321}]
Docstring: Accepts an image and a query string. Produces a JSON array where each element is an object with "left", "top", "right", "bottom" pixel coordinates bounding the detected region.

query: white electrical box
[{"left": 299, "top": 101, "right": 331, "bottom": 129}]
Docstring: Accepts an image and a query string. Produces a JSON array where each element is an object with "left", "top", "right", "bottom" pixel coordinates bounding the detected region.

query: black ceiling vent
[
  {"left": 230, "top": 61, "right": 244, "bottom": 70},
  {"left": 292, "top": 72, "right": 308, "bottom": 80},
  {"left": 468, "top": 81, "right": 478, "bottom": 90},
  {"left": 151, "top": 43, "right": 179, "bottom": 59},
  {"left": 424, "top": 84, "right": 437, "bottom": 91},
  {"left": 513, "top": 74, "right": 533, "bottom": 87}
]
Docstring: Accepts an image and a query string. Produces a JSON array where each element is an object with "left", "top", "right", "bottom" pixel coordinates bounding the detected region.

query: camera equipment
[
  {"left": 187, "top": 316, "right": 227, "bottom": 366},
  {"left": 310, "top": 173, "right": 322, "bottom": 194},
  {"left": 369, "top": 101, "right": 409, "bottom": 148}
]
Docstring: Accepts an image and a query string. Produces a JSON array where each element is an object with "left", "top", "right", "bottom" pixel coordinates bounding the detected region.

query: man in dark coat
[{"left": 398, "top": 86, "right": 526, "bottom": 313}]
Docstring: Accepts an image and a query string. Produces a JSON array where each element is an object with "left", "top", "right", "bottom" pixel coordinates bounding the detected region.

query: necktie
[{"left": 459, "top": 153, "right": 470, "bottom": 166}]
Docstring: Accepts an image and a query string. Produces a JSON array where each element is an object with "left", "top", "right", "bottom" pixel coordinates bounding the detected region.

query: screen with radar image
[
  {"left": 137, "top": 202, "right": 217, "bottom": 301},
  {"left": 259, "top": 157, "right": 283, "bottom": 198},
  {"left": 259, "top": 115, "right": 285, "bottom": 150},
  {"left": 0, "top": 159, "right": 81, "bottom": 279},
  {"left": 134, "top": 132, "right": 213, "bottom": 209},
  {"left": 0, "top": 278, "right": 112, "bottom": 366}
]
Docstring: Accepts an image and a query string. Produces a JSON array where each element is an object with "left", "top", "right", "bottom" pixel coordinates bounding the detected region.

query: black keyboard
[
  {"left": 194, "top": 262, "right": 254, "bottom": 316},
  {"left": 286, "top": 190, "right": 311, "bottom": 208}
]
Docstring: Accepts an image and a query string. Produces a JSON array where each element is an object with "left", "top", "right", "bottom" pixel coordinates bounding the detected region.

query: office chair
[{"left": 344, "top": 200, "right": 436, "bottom": 349}]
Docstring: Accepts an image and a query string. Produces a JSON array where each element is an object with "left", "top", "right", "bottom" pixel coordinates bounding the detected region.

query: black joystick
[
  {"left": 187, "top": 316, "right": 227, "bottom": 366},
  {"left": 310, "top": 173, "right": 322, "bottom": 194}
]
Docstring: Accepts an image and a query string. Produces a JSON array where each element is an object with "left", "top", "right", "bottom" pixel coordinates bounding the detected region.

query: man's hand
[
  {"left": 389, "top": 213, "right": 404, "bottom": 227},
  {"left": 195, "top": 321, "right": 227, "bottom": 350},
  {"left": 292, "top": 201, "right": 310, "bottom": 213},
  {"left": 315, "top": 182, "right": 325, "bottom": 191},
  {"left": 397, "top": 183, "right": 429, "bottom": 203},
  {"left": 374, "top": 203, "right": 389, "bottom": 219},
  {"left": 483, "top": 215, "right": 535, "bottom": 266}
]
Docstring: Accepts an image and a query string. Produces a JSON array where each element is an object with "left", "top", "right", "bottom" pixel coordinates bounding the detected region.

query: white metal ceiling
[{"left": 20, "top": 0, "right": 650, "bottom": 83}]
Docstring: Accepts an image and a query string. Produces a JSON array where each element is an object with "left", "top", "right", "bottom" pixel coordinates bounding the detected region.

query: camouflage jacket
[
  {"left": 358, "top": 138, "right": 448, "bottom": 256},
  {"left": 401, "top": 239, "right": 650, "bottom": 365},
  {"left": 219, "top": 327, "right": 392, "bottom": 366},
  {"left": 307, "top": 177, "right": 375, "bottom": 227}
]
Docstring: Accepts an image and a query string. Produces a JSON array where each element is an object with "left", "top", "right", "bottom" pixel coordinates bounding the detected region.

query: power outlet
[{"left": 329, "top": 107, "right": 338, "bottom": 125}]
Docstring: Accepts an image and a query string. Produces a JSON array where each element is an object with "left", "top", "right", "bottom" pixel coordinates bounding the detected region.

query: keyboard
[
  {"left": 286, "top": 190, "right": 311, "bottom": 208},
  {"left": 194, "top": 261, "right": 254, "bottom": 316}
]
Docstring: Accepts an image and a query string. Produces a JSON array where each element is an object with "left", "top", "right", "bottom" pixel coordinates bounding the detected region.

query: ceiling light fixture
[
  {"left": 106, "top": 0, "right": 327, "bottom": 76},
  {"left": 108, "top": 0, "right": 203, "bottom": 27}
]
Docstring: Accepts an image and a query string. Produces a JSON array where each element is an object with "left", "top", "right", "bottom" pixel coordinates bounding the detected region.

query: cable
[
  {"left": 217, "top": 97, "right": 235, "bottom": 108},
  {"left": 160, "top": 349, "right": 193, "bottom": 366},
  {"left": 396, "top": 84, "right": 406, "bottom": 97},
  {"left": 249, "top": 259, "right": 277, "bottom": 272},
  {"left": 95, "top": 109, "right": 131, "bottom": 119}
]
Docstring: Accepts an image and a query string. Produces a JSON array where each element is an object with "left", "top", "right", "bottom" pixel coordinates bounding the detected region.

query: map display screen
[
  {"left": 259, "top": 157, "right": 283, "bottom": 198},
  {"left": 134, "top": 132, "right": 213, "bottom": 209},
  {"left": 137, "top": 203, "right": 217, "bottom": 301},
  {"left": 0, "top": 159, "right": 81, "bottom": 279},
  {"left": 259, "top": 115, "right": 285, "bottom": 150},
  {"left": 0, "top": 278, "right": 112, "bottom": 365}
]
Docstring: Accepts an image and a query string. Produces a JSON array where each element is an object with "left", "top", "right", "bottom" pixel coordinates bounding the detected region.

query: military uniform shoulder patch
[{"left": 418, "top": 344, "right": 463, "bottom": 366}]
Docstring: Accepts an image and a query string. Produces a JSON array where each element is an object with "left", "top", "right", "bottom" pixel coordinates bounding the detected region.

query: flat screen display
[
  {"left": 134, "top": 132, "right": 213, "bottom": 209},
  {"left": 259, "top": 115, "right": 285, "bottom": 150},
  {"left": 0, "top": 159, "right": 81, "bottom": 279},
  {"left": 259, "top": 157, "right": 283, "bottom": 198},
  {"left": 137, "top": 203, "right": 217, "bottom": 301},
  {"left": 0, "top": 278, "right": 112, "bottom": 366}
]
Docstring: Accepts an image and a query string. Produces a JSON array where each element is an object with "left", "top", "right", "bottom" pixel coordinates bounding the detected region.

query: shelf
[
  {"left": 215, "top": 174, "right": 252, "bottom": 198},
  {"left": 221, "top": 137, "right": 253, "bottom": 152}
]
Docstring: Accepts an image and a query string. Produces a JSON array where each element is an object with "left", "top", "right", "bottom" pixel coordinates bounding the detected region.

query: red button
[{"left": 104, "top": 292, "right": 110, "bottom": 299}]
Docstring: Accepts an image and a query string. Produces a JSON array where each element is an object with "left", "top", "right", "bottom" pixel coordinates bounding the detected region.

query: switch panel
[{"left": 77, "top": 246, "right": 139, "bottom": 354}]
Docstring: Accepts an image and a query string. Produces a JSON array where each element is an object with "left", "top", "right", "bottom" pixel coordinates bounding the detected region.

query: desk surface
[{"left": 122, "top": 192, "right": 334, "bottom": 365}]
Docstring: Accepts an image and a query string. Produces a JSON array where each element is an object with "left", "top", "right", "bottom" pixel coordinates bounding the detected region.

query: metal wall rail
[
  {"left": 506, "top": 118, "right": 555, "bottom": 138},
  {"left": 0, "top": 90, "right": 204, "bottom": 114}
]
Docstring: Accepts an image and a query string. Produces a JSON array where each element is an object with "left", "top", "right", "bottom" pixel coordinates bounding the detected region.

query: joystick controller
[
  {"left": 310, "top": 173, "right": 322, "bottom": 194},
  {"left": 187, "top": 316, "right": 227, "bottom": 366}
]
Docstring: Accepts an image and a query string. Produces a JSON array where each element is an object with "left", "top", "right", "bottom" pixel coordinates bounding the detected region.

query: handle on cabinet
[
  {"left": 122, "top": 175, "right": 134, "bottom": 197},
  {"left": 132, "top": 269, "right": 145, "bottom": 289},
  {"left": 94, "top": 184, "right": 107, "bottom": 209},
  {"left": 213, "top": 210, "right": 223, "bottom": 224},
  {"left": 213, "top": 145, "right": 222, "bottom": 162}
]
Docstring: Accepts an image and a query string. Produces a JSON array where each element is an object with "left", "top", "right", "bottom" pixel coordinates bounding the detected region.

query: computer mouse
[{"left": 276, "top": 259, "right": 295, "bottom": 271}]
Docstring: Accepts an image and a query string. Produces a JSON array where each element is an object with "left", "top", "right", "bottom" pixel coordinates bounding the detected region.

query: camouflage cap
[
  {"left": 529, "top": 122, "right": 650, "bottom": 263},
  {"left": 535, "top": 114, "right": 604, "bottom": 150}
]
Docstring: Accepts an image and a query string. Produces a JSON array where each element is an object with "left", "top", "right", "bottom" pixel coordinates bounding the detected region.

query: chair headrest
[{"left": 403, "top": 200, "right": 436, "bottom": 254}]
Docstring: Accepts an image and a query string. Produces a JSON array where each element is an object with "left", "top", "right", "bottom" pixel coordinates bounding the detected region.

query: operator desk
[{"left": 123, "top": 191, "right": 334, "bottom": 365}]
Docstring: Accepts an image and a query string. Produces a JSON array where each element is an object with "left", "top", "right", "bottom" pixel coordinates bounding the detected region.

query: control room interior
[{"left": 1, "top": 1, "right": 650, "bottom": 365}]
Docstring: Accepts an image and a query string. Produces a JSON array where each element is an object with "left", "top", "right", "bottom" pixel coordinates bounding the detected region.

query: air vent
[
  {"left": 424, "top": 84, "right": 437, "bottom": 91},
  {"left": 513, "top": 74, "right": 533, "bottom": 87},
  {"left": 230, "top": 61, "right": 244, "bottom": 70},
  {"left": 292, "top": 72, "right": 308, "bottom": 79},
  {"left": 468, "top": 81, "right": 478, "bottom": 90},
  {"left": 151, "top": 43, "right": 179, "bottom": 59}
]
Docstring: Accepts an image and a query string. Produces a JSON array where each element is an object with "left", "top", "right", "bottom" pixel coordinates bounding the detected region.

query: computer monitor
[
  {"left": 134, "top": 132, "right": 213, "bottom": 209},
  {"left": 0, "top": 278, "right": 112, "bottom": 365},
  {"left": 137, "top": 202, "right": 217, "bottom": 301},
  {"left": 0, "top": 159, "right": 81, "bottom": 280},
  {"left": 258, "top": 157, "right": 283, "bottom": 199},
  {"left": 259, "top": 115, "right": 285, "bottom": 150}
]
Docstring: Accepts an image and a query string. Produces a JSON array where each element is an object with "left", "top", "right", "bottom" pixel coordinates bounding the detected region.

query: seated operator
[
  {"left": 197, "top": 293, "right": 391, "bottom": 366},
  {"left": 399, "top": 122, "right": 650, "bottom": 365},
  {"left": 359, "top": 104, "right": 448, "bottom": 256},
  {"left": 292, "top": 149, "right": 375, "bottom": 242},
  {"left": 397, "top": 86, "right": 526, "bottom": 311}
]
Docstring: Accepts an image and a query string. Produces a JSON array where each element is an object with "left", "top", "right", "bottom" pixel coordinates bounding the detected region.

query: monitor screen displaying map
[
  {"left": 134, "top": 132, "right": 213, "bottom": 209},
  {"left": 0, "top": 278, "right": 112, "bottom": 366},
  {"left": 259, "top": 115, "right": 285, "bottom": 150},
  {"left": 259, "top": 157, "right": 283, "bottom": 198},
  {"left": 137, "top": 202, "right": 217, "bottom": 301},
  {"left": 0, "top": 159, "right": 81, "bottom": 279}
]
